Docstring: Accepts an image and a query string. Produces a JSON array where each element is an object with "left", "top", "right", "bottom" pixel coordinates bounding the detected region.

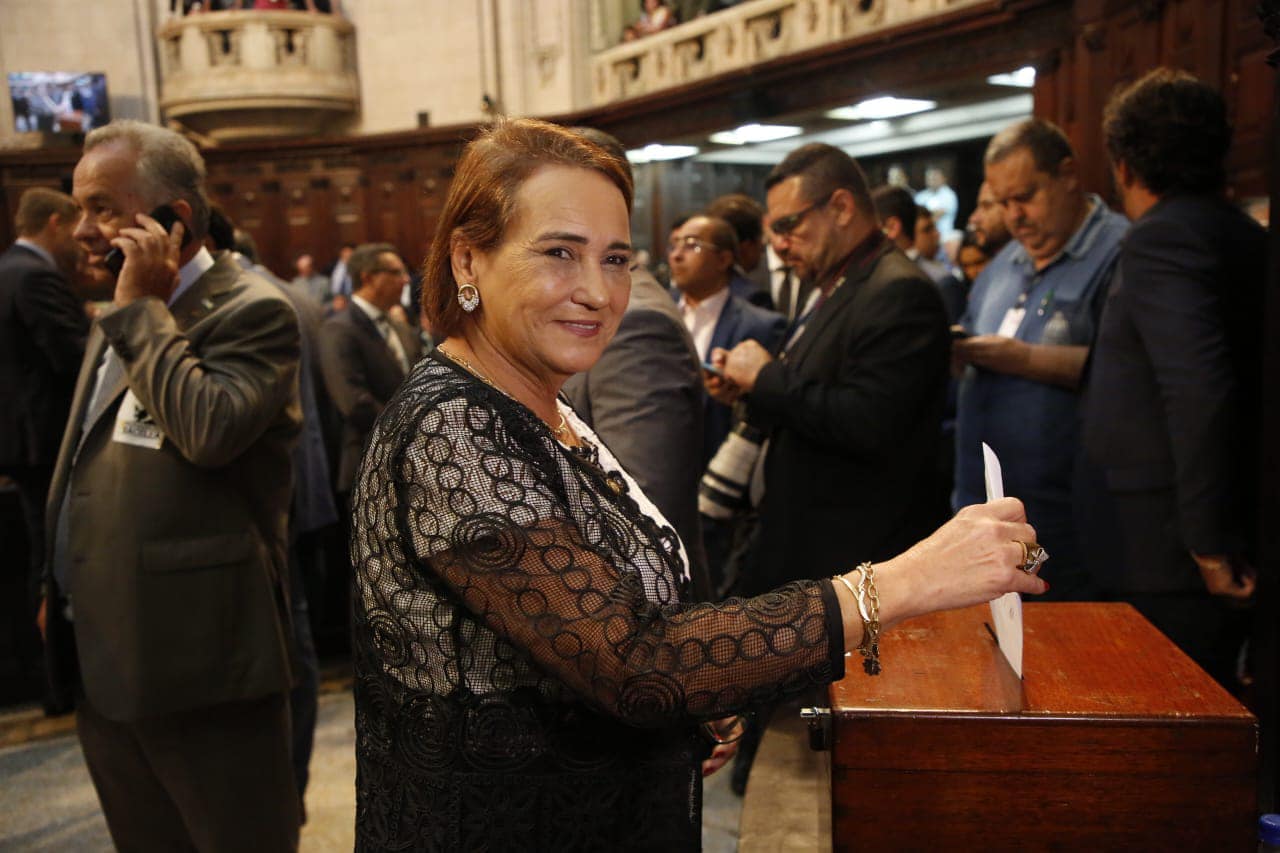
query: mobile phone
[
  {"left": 103, "top": 204, "right": 193, "bottom": 276},
  {"left": 701, "top": 361, "right": 724, "bottom": 378}
]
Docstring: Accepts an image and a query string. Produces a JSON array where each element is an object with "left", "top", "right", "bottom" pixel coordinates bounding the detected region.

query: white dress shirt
[{"left": 678, "top": 287, "right": 729, "bottom": 362}]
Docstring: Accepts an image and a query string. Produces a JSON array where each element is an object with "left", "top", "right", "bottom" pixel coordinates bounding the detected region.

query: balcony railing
[
  {"left": 591, "top": 0, "right": 988, "bottom": 106},
  {"left": 157, "top": 10, "right": 359, "bottom": 141}
]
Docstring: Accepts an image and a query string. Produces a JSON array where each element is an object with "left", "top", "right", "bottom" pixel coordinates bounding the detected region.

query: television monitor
[{"left": 8, "top": 71, "right": 110, "bottom": 134}]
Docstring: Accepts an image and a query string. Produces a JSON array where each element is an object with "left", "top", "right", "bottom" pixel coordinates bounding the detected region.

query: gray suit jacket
[
  {"left": 44, "top": 255, "right": 301, "bottom": 721},
  {"left": 319, "top": 303, "right": 422, "bottom": 493},
  {"left": 563, "top": 269, "right": 709, "bottom": 599}
]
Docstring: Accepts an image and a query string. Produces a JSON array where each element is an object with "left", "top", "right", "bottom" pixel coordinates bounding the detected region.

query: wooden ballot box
[{"left": 820, "top": 603, "right": 1257, "bottom": 851}]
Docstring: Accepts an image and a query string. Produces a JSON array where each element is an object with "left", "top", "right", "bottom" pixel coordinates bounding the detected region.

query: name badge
[
  {"left": 995, "top": 306, "right": 1026, "bottom": 339},
  {"left": 112, "top": 389, "right": 165, "bottom": 450}
]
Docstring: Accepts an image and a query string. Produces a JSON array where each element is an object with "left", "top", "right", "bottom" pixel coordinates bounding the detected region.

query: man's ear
[
  {"left": 1055, "top": 156, "right": 1080, "bottom": 192},
  {"left": 450, "top": 229, "right": 481, "bottom": 286},
  {"left": 882, "top": 217, "right": 902, "bottom": 242},
  {"left": 829, "top": 188, "right": 857, "bottom": 227}
]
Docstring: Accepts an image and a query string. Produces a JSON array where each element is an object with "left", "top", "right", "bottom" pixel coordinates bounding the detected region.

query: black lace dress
[{"left": 351, "top": 352, "right": 847, "bottom": 851}]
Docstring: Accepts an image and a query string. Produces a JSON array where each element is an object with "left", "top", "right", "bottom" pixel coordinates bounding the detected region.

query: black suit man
[
  {"left": 43, "top": 120, "right": 302, "bottom": 850},
  {"left": 1079, "top": 69, "right": 1263, "bottom": 689},
  {"left": 710, "top": 143, "right": 950, "bottom": 594},
  {"left": 319, "top": 242, "right": 423, "bottom": 496},
  {"left": 0, "top": 188, "right": 86, "bottom": 690}
]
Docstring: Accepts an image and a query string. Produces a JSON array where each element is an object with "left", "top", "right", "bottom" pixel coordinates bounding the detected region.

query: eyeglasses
[
  {"left": 769, "top": 194, "right": 832, "bottom": 237},
  {"left": 667, "top": 235, "right": 719, "bottom": 255}
]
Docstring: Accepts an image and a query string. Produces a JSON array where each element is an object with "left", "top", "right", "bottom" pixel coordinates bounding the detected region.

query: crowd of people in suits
[{"left": 0, "top": 63, "right": 1266, "bottom": 848}]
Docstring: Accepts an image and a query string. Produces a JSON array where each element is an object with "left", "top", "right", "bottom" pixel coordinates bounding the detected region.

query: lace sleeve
[{"left": 355, "top": 380, "right": 845, "bottom": 727}]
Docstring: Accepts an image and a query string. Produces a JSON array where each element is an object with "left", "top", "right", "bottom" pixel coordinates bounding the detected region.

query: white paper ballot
[{"left": 982, "top": 443, "right": 1023, "bottom": 678}]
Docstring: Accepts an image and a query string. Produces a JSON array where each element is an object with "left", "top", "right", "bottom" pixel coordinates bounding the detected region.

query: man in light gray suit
[
  {"left": 563, "top": 127, "right": 709, "bottom": 600},
  {"left": 42, "top": 120, "right": 301, "bottom": 850},
  {"left": 563, "top": 263, "right": 709, "bottom": 600}
]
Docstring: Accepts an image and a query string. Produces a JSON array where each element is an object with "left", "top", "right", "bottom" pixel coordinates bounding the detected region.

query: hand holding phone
[
  {"left": 104, "top": 204, "right": 192, "bottom": 276},
  {"left": 701, "top": 361, "right": 724, "bottom": 378}
]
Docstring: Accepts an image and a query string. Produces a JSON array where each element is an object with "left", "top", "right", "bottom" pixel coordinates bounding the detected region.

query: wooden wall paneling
[
  {"left": 280, "top": 163, "right": 323, "bottom": 278},
  {"left": 326, "top": 164, "right": 366, "bottom": 254},
  {"left": 254, "top": 178, "right": 288, "bottom": 279},
  {"left": 1226, "top": 0, "right": 1276, "bottom": 199},
  {"left": 1068, "top": 2, "right": 1163, "bottom": 196},
  {"left": 1161, "top": 0, "right": 1226, "bottom": 84},
  {"left": 409, "top": 164, "right": 447, "bottom": 272}
]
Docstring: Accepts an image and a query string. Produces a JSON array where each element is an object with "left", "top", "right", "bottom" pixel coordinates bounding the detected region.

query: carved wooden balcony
[
  {"left": 591, "top": 0, "right": 988, "bottom": 106},
  {"left": 157, "top": 10, "right": 358, "bottom": 141}
]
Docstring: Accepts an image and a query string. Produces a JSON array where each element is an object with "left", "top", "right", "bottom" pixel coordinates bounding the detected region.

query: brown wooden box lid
[{"left": 830, "top": 602, "right": 1253, "bottom": 722}]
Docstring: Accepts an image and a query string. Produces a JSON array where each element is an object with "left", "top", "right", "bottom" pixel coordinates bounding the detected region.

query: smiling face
[
  {"left": 985, "top": 146, "right": 1084, "bottom": 268},
  {"left": 71, "top": 139, "right": 149, "bottom": 284},
  {"left": 464, "top": 165, "right": 632, "bottom": 387}
]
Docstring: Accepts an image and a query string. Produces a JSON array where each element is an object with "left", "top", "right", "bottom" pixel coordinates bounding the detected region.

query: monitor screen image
[{"left": 8, "top": 71, "right": 110, "bottom": 134}]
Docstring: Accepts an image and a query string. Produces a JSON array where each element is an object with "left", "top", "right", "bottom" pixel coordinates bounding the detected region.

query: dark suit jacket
[
  {"left": 235, "top": 253, "right": 338, "bottom": 536},
  {"left": 0, "top": 243, "right": 87, "bottom": 467},
  {"left": 44, "top": 254, "right": 301, "bottom": 721},
  {"left": 744, "top": 236, "right": 950, "bottom": 593},
  {"left": 563, "top": 268, "right": 710, "bottom": 599},
  {"left": 319, "top": 303, "right": 422, "bottom": 493},
  {"left": 1079, "top": 195, "right": 1265, "bottom": 594},
  {"left": 703, "top": 294, "right": 785, "bottom": 464}
]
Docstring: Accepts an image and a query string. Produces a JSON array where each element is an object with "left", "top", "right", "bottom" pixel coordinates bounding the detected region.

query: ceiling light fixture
[
  {"left": 708, "top": 123, "right": 804, "bottom": 145},
  {"left": 825, "top": 96, "right": 936, "bottom": 122},
  {"left": 987, "top": 66, "right": 1037, "bottom": 88},
  {"left": 626, "top": 143, "right": 700, "bottom": 163}
]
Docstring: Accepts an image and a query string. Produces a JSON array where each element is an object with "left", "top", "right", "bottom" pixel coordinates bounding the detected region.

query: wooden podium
[{"left": 821, "top": 602, "right": 1257, "bottom": 850}]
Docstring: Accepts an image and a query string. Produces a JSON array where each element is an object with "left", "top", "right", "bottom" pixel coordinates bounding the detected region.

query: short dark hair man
[
  {"left": 706, "top": 192, "right": 773, "bottom": 307},
  {"left": 952, "top": 118, "right": 1129, "bottom": 599},
  {"left": 46, "top": 119, "right": 302, "bottom": 849},
  {"left": 709, "top": 142, "right": 950, "bottom": 590},
  {"left": 0, "top": 188, "right": 86, "bottom": 679},
  {"left": 1079, "top": 68, "right": 1263, "bottom": 688},
  {"left": 669, "top": 214, "right": 784, "bottom": 463},
  {"left": 873, "top": 186, "right": 964, "bottom": 321},
  {"left": 967, "top": 181, "right": 1011, "bottom": 254},
  {"left": 319, "top": 243, "right": 423, "bottom": 497}
]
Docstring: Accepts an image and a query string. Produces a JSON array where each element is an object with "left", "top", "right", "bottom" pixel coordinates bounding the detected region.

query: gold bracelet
[
  {"left": 833, "top": 564, "right": 881, "bottom": 676},
  {"left": 833, "top": 571, "right": 860, "bottom": 600},
  {"left": 854, "top": 561, "right": 881, "bottom": 676}
]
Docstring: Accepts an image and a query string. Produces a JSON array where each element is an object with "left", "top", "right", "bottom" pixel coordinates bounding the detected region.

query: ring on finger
[{"left": 1016, "top": 541, "right": 1048, "bottom": 574}]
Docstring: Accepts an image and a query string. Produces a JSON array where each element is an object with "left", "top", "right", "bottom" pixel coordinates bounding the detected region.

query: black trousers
[{"left": 76, "top": 690, "right": 300, "bottom": 852}]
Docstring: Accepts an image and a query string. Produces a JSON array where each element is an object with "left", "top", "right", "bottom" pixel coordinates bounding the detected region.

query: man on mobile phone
[{"left": 43, "top": 120, "right": 302, "bottom": 850}]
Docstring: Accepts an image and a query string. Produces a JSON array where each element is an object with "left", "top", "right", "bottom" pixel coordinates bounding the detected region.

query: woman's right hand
[{"left": 869, "top": 498, "right": 1049, "bottom": 631}]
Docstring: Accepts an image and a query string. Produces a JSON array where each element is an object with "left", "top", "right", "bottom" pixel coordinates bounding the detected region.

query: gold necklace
[{"left": 438, "top": 345, "right": 571, "bottom": 441}]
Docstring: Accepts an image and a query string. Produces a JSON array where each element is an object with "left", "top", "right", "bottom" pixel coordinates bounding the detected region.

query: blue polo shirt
[{"left": 954, "top": 196, "right": 1128, "bottom": 582}]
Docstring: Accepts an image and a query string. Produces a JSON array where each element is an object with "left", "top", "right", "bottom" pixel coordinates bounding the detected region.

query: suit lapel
[
  {"left": 709, "top": 295, "right": 738, "bottom": 354},
  {"left": 787, "top": 244, "right": 889, "bottom": 372},
  {"left": 349, "top": 305, "right": 405, "bottom": 378}
]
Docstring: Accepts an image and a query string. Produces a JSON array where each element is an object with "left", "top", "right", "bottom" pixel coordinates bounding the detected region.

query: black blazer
[
  {"left": 0, "top": 243, "right": 87, "bottom": 467},
  {"left": 744, "top": 238, "right": 950, "bottom": 592},
  {"left": 319, "top": 303, "right": 421, "bottom": 492},
  {"left": 1079, "top": 195, "right": 1265, "bottom": 594}
]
